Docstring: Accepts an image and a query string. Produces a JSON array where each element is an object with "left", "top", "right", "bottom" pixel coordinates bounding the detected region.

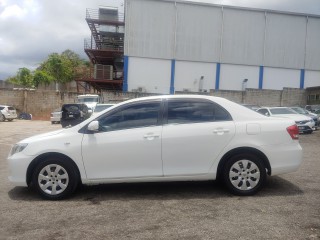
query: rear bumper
[
  {"left": 4, "top": 114, "right": 17, "bottom": 119},
  {"left": 262, "top": 142, "right": 303, "bottom": 176},
  {"left": 50, "top": 117, "right": 61, "bottom": 122}
]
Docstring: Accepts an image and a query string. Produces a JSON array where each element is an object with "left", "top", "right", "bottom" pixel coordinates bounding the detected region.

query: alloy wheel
[
  {"left": 38, "top": 164, "right": 69, "bottom": 195},
  {"left": 229, "top": 159, "right": 260, "bottom": 191}
]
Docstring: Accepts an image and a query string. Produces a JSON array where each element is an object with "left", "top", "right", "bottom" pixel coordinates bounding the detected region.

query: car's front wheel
[
  {"left": 223, "top": 153, "right": 266, "bottom": 196},
  {"left": 0, "top": 114, "right": 5, "bottom": 122},
  {"left": 32, "top": 157, "right": 79, "bottom": 200}
]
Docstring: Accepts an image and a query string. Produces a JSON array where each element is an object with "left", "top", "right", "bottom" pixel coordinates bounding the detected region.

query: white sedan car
[{"left": 8, "top": 95, "right": 302, "bottom": 200}]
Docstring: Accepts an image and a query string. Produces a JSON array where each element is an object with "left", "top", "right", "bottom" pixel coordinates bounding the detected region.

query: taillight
[{"left": 287, "top": 125, "right": 299, "bottom": 140}]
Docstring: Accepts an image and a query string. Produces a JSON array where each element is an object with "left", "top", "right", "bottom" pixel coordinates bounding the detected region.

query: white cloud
[
  {"left": 0, "top": 0, "right": 7, "bottom": 7},
  {"left": 0, "top": 4, "right": 26, "bottom": 19}
]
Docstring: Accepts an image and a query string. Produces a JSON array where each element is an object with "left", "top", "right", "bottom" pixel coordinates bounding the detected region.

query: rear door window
[{"left": 166, "top": 99, "right": 232, "bottom": 124}]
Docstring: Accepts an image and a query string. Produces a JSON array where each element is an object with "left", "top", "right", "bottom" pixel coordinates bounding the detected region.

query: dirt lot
[{"left": 0, "top": 120, "right": 319, "bottom": 240}]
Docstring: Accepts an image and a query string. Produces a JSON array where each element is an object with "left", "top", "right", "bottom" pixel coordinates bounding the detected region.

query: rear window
[
  {"left": 63, "top": 105, "right": 80, "bottom": 112},
  {"left": 94, "top": 105, "right": 113, "bottom": 112},
  {"left": 8, "top": 107, "right": 15, "bottom": 110}
]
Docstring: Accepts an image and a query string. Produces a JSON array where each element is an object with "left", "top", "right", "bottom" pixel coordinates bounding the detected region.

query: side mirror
[
  {"left": 265, "top": 112, "right": 270, "bottom": 117},
  {"left": 87, "top": 121, "right": 99, "bottom": 132}
]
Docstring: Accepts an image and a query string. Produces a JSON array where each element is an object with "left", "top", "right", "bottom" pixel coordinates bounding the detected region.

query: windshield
[
  {"left": 78, "top": 97, "right": 98, "bottom": 103},
  {"left": 270, "top": 108, "right": 296, "bottom": 115},
  {"left": 291, "top": 107, "right": 307, "bottom": 114},
  {"left": 94, "top": 105, "right": 113, "bottom": 112}
]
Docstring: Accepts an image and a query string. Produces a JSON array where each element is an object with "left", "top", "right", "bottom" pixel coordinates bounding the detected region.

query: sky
[{"left": 0, "top": 0, "right": 320, "bottom": 80}]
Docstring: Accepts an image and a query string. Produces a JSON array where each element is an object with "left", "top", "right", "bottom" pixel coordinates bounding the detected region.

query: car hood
[
  {"left": 272, "top": 114, "right": 311, "bottom": 121},
  {"left": 19, "top": 129, "right": 66, "bottom": 144}
]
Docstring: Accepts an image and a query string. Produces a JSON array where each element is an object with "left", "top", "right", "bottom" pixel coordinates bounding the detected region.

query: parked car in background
[
  {"left": 257, "top": 107, "right": 315, "bottom": 134},
  {"left": 242, "top": 104, "right": 261, "bottom": 111},
  {"left": 8, "top": 95, "right": 303, "bottom": 200},
  {"left": 19, "top": 112, "right": 32, "bottom": 120},
  {"left": 92, "top": 103, "right": 115, "bottom": 116},
  {"left": 77, "top": 94, "right": 100, "bottom": 111},
  {"left": 289, "top": 107, "right": 319, "bottom": 128},
  {"left": 0, "top": 105, "right": 17, "bottom": 122},
  {"left": 60, "top": 103, "right": 91, "bottom": 128},
  {"left": 50, "top": 108, "right": 62, "bottom": 124},
  {"left": 305, "top": 105, "right": 320, "bottom": 113}
]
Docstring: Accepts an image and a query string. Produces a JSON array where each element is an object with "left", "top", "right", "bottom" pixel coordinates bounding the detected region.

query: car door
[
  {"left": 81, "top": 100, "right": 163, "bottom": 180},
  {"left": 162, "top": 99, "right": 236, "bottom": 176}
]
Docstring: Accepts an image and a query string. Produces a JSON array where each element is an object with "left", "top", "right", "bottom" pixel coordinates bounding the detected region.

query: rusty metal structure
[{"left": 76, "top": 7, "right": 124, "bottom": 93}]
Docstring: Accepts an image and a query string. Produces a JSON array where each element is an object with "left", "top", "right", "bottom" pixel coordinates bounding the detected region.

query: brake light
[{"left": 287, "top": 125, "right": 299, "bottom": 140}]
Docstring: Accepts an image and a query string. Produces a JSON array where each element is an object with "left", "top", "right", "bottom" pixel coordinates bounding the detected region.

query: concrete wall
[
  {"left": 175, "top": 61, "right": 216, "bottom": 92},
  {"left": 0, "top": 88, "right": 307, "bottom": 121},
  {"left": 219, "top": 64, "right": 259, "bottom": 90},
  {"left": 263, "top": 67, "right": 301, "bottom": 90},
  {"left": 127, "top": 57, "right": 171, "bottom": 94}
]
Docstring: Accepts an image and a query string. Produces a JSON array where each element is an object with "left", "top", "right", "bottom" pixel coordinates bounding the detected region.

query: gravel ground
[{"left": 0, "top": 120, "right": 319, "bottom": 240}]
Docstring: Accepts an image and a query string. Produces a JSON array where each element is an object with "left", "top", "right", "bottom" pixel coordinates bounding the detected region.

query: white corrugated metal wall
[{"left": 124, "top": 0, "right": 320, "bottom": 93}]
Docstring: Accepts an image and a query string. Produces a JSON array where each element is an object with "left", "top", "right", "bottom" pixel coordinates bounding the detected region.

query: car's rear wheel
[
  {"left": 32, "top": 157, "right": 78, "bottom": 200},
  {"left": 223, "top": 153, "right": 266, "bottom": 196}
]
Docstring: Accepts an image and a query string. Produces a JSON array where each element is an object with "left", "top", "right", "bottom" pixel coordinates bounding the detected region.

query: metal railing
[
  {"left": 86, "top": 8, "right": 124, "bottom": 22},
  {"left": 76, "top": 65, "right": 123, "bottom": 81},
  {"left": 84, "top": 38, "right": 124, "bottom": 51}
]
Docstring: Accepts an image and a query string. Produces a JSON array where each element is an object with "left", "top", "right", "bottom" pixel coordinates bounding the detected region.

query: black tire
[
  {"left": 32, "top": 157, "right": 79, "bottom": 200},
  {"left": 223, "top": 153, "right": 266, "bottom": 196},
  {"left": 0, "top": 114, "right": 5, "bottom": 122}
]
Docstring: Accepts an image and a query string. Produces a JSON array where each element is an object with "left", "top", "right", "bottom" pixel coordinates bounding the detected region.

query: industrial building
[{"left": 80, "top": 0, "right": 320, "bottom": 94}]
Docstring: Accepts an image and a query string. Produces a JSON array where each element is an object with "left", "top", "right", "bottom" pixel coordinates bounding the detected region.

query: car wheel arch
[
  {"left": 26, "top": 152, "right": 82, "bottom": 186},
  {"left": 216, "top": 147, "right": 271, "bottom": 180}
]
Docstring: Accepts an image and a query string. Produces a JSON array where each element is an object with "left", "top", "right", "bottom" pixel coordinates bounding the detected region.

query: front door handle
[
  {"left": 213, "top": 128, "right": 230, "bottom": 135},
  {"left": 143, "top": 134, "right": 160, "bottom": 140}
]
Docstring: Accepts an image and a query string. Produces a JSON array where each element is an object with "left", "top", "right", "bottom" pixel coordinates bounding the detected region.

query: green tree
[
  {"left": 6, "top": 50, "right": 89, "bottom": 89},
  {"left": 7, "top": 68, "right": 34, "bottom": 88},
  {"left": 33, "top": 70, "right": 54, "bottom": 87}
]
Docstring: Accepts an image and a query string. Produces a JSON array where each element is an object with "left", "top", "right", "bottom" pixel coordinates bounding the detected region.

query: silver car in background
[
  {"left": 0, "top": 105, "right": 17, "bottom": 122},
  {"left": 50, "top": 108, "right": 62, "bottom": 124}
]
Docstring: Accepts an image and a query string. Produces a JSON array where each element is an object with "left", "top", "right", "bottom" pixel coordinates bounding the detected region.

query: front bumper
[
  {"left": 7, "top": 152, "right": 33, "bottom": 187},
  {"left": 297, "top": 125, "right": 314, "bottom": 133}
]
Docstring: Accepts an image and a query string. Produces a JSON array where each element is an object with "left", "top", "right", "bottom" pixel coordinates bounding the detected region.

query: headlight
[{"left": 9, "top": 143, "right": 28, "bottom": 156}]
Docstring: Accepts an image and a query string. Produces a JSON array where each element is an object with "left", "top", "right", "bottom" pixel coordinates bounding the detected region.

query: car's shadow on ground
[{"left": 8, "top": 176, "right": 303, "bottom": 202}]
